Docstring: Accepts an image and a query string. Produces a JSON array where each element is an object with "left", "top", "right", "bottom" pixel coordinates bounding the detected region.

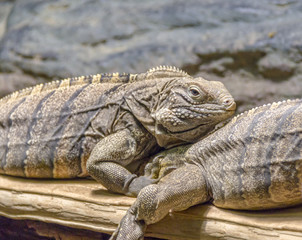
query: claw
[
  {"left": 127, "top": 175, "right": 159, "bottom": 196},
  {"left": 110, "top": 209, "right": 146, "bottom": 240}
]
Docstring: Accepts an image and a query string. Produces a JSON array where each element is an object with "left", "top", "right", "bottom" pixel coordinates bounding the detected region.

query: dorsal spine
[
  {"left": 0, "top": 66, "right": 190, "bottom": 104},
  {"left": 230, "top": 99, "right": 302, "bottom": 124},
  {"left": 0, "top": 72, "right": 135, "bottom": 104}
]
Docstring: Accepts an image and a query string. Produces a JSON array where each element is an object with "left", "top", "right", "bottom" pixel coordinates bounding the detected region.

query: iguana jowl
[
  {"left": 111, "top": 98, "right": 302, "bottom": 240},
  {"left": 0, "top": 66, "right": 235, "bottom": 196}
]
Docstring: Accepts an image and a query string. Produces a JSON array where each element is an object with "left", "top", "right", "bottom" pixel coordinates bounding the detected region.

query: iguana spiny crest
[{"left": 0, "top": 65, "right": 187, "bottom": 104}]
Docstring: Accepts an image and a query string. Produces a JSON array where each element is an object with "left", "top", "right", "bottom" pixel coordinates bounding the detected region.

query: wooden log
[{"left": 0, "top": 174, "right": 301, "bottom": 240}]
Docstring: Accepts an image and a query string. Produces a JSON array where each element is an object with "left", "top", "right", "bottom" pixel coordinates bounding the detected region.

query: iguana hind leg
[
  {"left": 86, "top": 129, "right": 158, "bottom": 196},
  {"left": 110, "top": 164, "right": 209, "bottom": 240}
]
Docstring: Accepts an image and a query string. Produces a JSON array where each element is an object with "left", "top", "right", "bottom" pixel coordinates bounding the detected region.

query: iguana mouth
[
  {"left": 156, "top": 122, "right": 207, "bottom": 135},
  {"left": 154, "top": 121, "right": 215, "bottom": 148},
  {"left": 171, "top": 105, "right": 234, "bottom": 115},
  {"left": 172, "top": 123, "right": 208, "bottom": 134}
]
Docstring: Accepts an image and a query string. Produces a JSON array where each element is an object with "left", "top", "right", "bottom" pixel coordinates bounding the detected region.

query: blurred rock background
[{"left": 0, "top": 0, "right": 302, "bottom": 113}]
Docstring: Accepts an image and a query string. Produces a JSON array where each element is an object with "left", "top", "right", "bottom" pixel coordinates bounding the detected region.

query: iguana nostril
[{"left": 224, "top": 99, "right": 236, "bottom": 111}]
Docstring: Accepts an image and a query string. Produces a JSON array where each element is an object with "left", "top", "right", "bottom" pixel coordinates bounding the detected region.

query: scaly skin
[
  {"left": 111, "top": 99, "right": 302, "bottom": 239},
  {"left": 0, "top": 66, "right": 235, "bottom": 197}
]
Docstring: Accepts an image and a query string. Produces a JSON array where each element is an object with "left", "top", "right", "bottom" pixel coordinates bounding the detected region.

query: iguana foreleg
[
  {"left": 86, "top": 129, "right": 158, "bottom": 196},
  {"left": 110, "top": 164, "right": 209, "bottom": 240}
]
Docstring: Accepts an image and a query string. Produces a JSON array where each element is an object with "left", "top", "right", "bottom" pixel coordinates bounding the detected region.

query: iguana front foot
[
  {"left": 110, "top": 208, "right": 146, "bottom": 240},
  {"left": 111, "top": 164, "right": 210, "bottom": 239},
  {"left": 87, "top": 129, "right": 158, "bottom": 196}
]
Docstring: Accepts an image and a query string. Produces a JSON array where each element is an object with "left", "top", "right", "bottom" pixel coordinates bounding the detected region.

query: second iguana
[
  {"left": 111, "top": 98, "right": 302, "bottom": 239},
  {"left": 0, "top": 66, "right": 235, "bottom": 196}
]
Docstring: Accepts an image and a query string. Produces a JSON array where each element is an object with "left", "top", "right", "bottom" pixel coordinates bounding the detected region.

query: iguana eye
[{"left": 188, "top": 86, "right": 203, "bottom": 99}]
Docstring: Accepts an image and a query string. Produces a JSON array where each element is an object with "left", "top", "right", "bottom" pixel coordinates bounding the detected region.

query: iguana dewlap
[{"left": 0, "top": 66, "right": 235, "bottom": 196}]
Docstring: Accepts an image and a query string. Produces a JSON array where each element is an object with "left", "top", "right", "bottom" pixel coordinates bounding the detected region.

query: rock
[
  {"left": 258, "top": 52, "right": 296, "bottom": 80},
  {"left": 0, "top": 1, "right": 300, "bottom": 75},
  {"left": 0, "top": 1, "right": 13, "bottom": 41},
  {"left": 199, "top": 57, "right": 234, "bottom": 76}
]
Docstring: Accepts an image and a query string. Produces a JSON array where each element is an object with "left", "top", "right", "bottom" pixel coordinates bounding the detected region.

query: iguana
[
  {"left": 0, "top": 66, "right": 236, "bottom": 196},
  {"left": 111, "top": 98, "right": 302, "bottom": 240}
]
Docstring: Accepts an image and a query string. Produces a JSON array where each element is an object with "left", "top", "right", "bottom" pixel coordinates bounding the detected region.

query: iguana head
[
  {"left": 126, "top": 66, "right": 236, "bottom": 149},
  {"left": 151, "top": 76, "right": 236, "bottom": 148}
]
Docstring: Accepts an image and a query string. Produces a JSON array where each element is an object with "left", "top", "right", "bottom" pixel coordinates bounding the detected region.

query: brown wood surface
[{"left": 0, "top": 175, "right": 302, "bottom": 240}]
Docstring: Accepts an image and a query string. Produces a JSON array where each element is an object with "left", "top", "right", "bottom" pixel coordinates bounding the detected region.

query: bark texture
[{"left": 0, "top": 175, "right": 301, "bottom": 240}]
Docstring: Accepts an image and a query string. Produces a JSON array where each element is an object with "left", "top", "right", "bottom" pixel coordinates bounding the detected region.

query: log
[{"left": 0, "top": 174, "right": 301, "bottom": 240}]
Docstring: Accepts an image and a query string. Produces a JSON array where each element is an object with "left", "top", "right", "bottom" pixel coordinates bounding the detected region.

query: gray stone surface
[
  {"left": 0, "top": 0, "right": 301, "bottom": 112},
  {"left": 0, "top": 1, "right": 13, "bottom": 41}
]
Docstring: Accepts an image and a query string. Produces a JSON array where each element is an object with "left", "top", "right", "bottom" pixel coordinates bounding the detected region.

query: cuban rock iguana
[
  {"left": 111, "top": 98, "right": 302, "bottom": 240},
  {"left": 0, "top": 66, "right": 236, "bottom": 197}
]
